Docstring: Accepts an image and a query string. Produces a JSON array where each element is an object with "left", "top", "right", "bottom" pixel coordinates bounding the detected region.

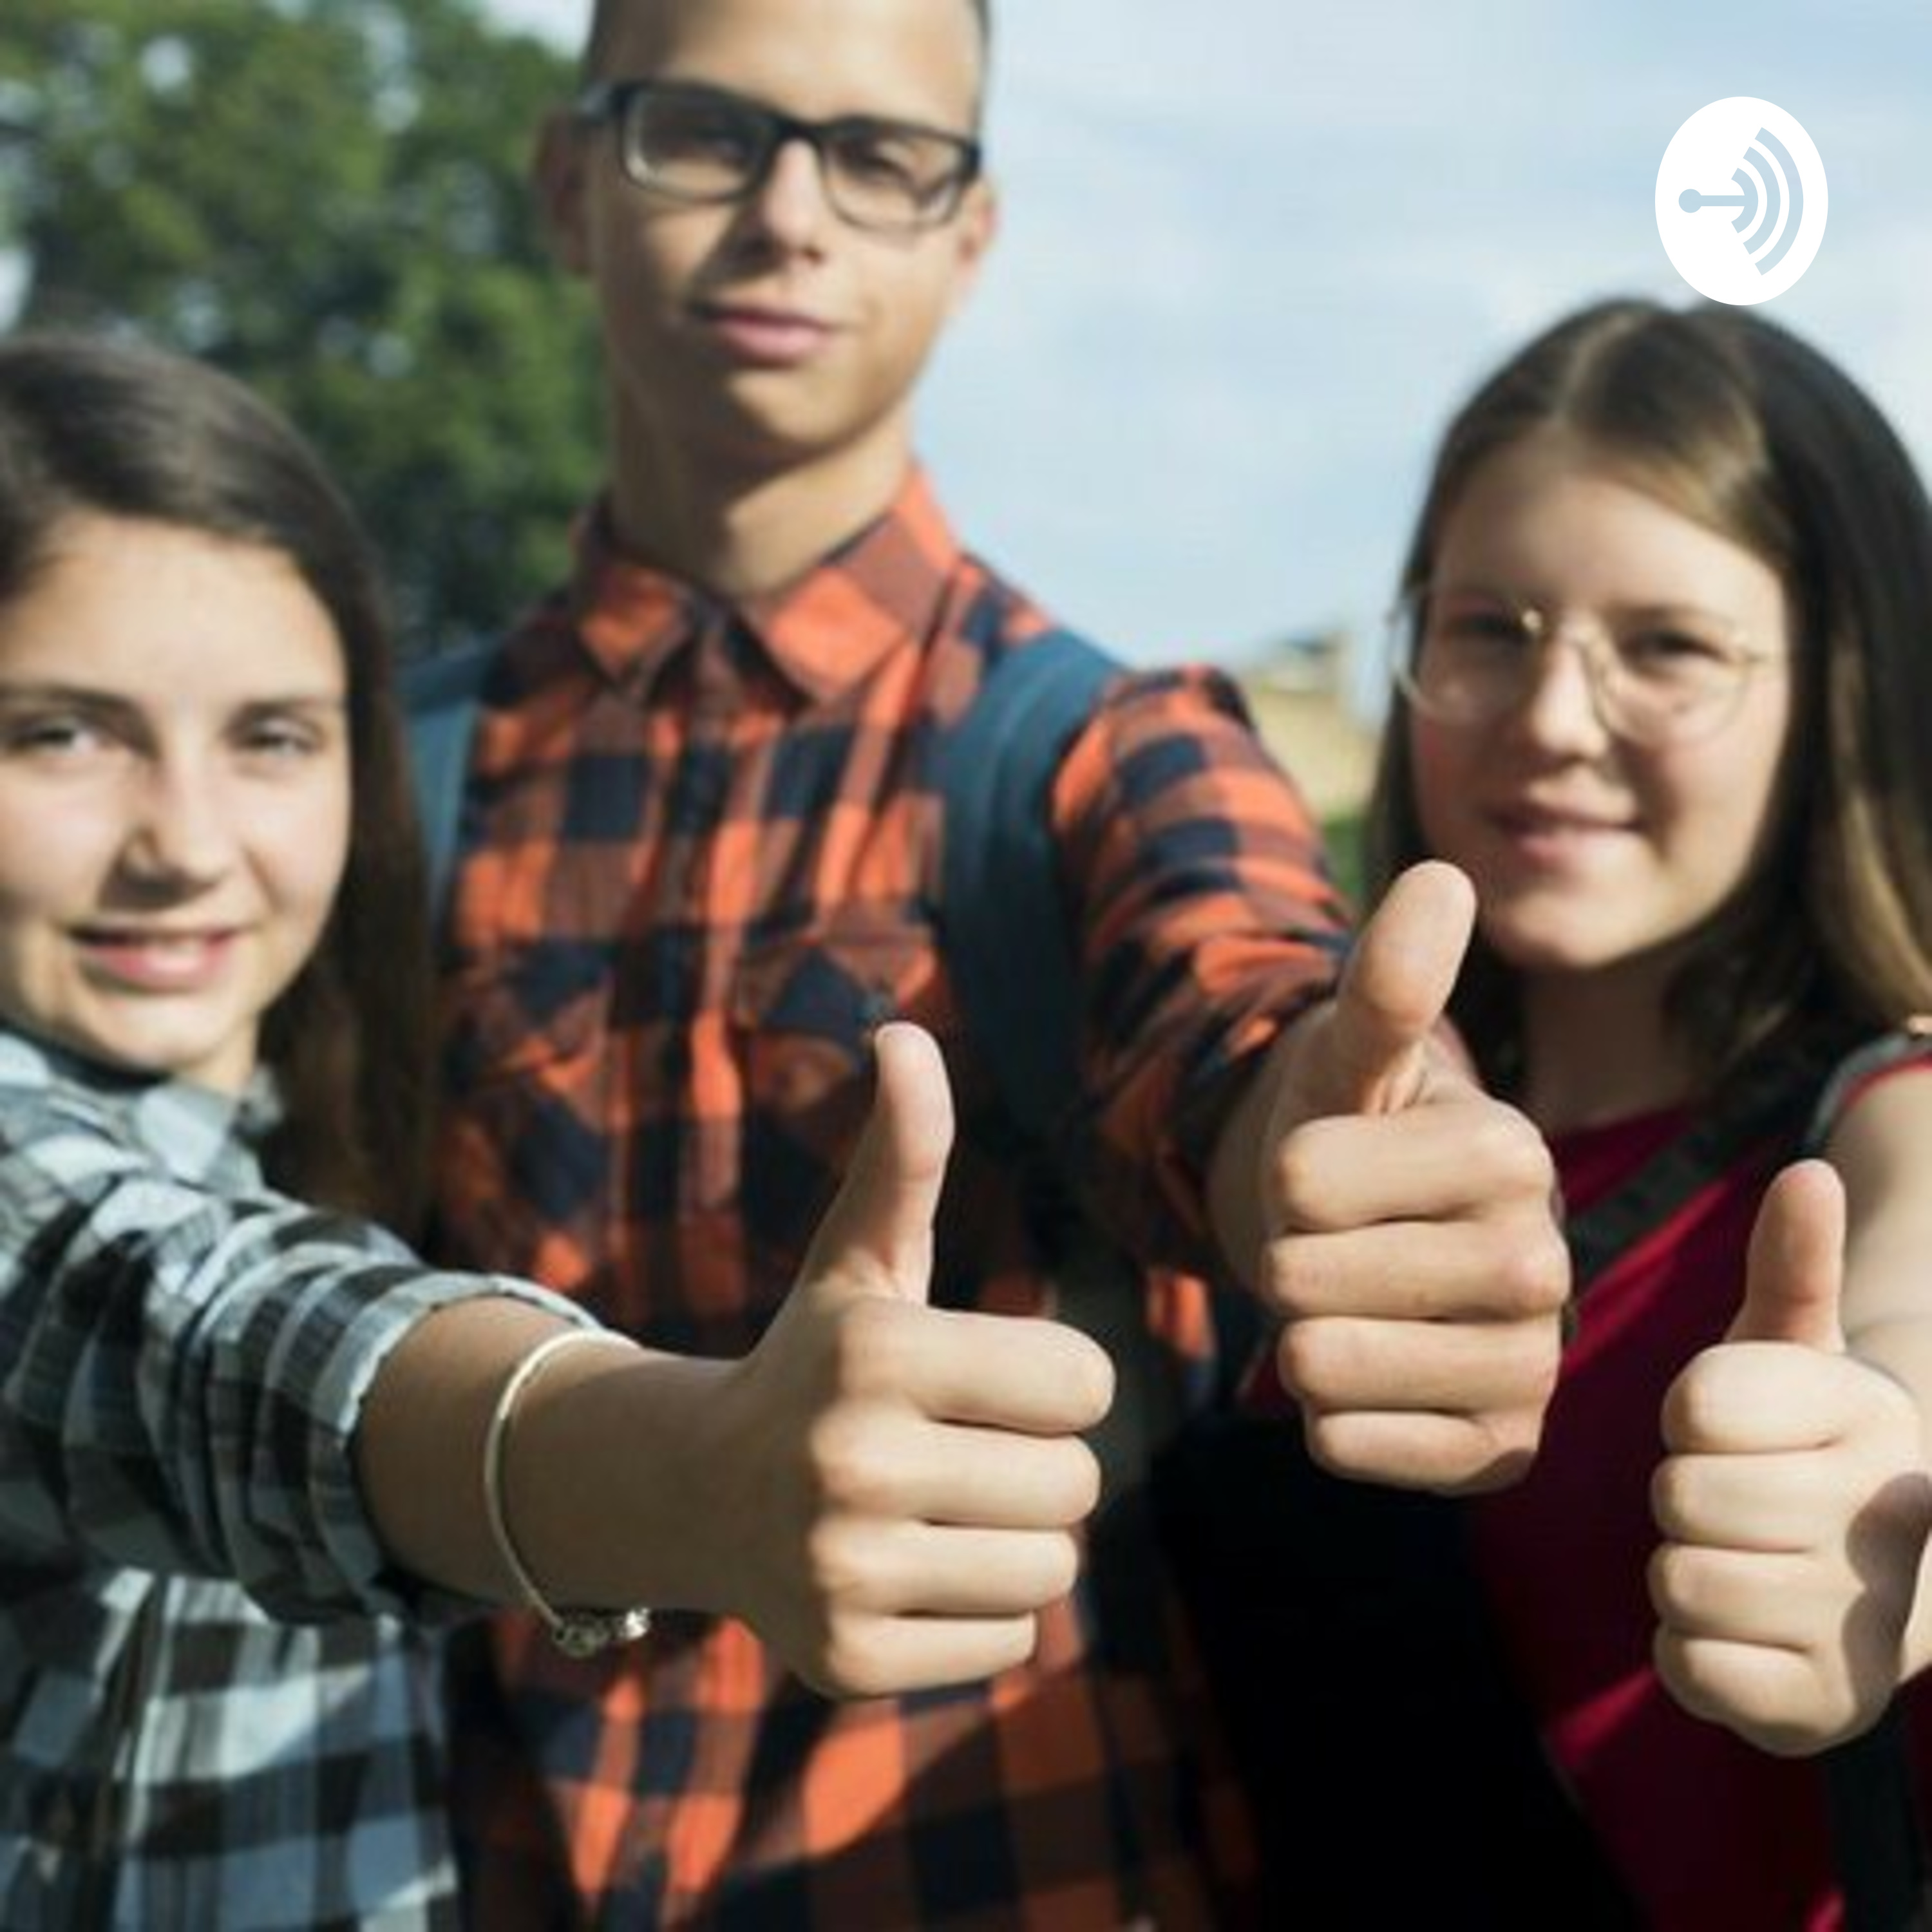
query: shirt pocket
[
  {"left": 728, "top": 911, "right": 942, "bottom": 1226},
  {"left": 445, "top": 940, "right": 611, "bottom": 1088},
  {"left": 437, "top": 941, "right": 614, "bottom": 1284}
]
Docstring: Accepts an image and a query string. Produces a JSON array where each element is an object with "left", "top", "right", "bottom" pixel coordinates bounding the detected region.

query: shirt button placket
[{"left": 666, "top": 625, "right": 739, "bottom": 1208}]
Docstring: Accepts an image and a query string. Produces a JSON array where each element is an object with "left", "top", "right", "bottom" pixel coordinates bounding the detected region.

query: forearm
[
  {"left": 0, "top": 1122, "right": 588, "bottom": 1612},
  {"left": 354, "top": 1298, "right": 749, "bottom": 1615},
  {"left": 1048, "top": 666, "right": 1347, "bottom": 1279},
  {"left": 1205, "top": 1026, "right": 1301, "bottom": 1294}
]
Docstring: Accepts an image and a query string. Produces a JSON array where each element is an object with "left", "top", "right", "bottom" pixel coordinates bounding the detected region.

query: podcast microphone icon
[
  {"left": 1674, "top": 124, "right": 1805, "bottom": 276},
  {"left": 1658, "top": 99, "right": 1824, "bottom": 302}
]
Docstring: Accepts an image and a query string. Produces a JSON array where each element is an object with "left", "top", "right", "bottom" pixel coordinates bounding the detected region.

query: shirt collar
[
  {"left": 565, "top": 468, "right": 963, "bottom": 705},
  {"left": 0, "top": 1028, "right": 279, "bottom": 1185}
]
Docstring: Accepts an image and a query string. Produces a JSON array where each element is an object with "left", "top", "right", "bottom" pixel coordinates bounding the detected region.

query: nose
[
  {"left": 117, "top": 753, "right": 237, "bottom": 889},
  {"left": 1511, "top": 623, "right": 1614, "bottom": 753},
  {"left": 741, "top": 135, "right": 835, "bottom": 249}
]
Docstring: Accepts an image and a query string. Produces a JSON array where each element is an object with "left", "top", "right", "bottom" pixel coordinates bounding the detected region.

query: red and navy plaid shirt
[{"left": 433, "top": 471, "right": 1347, "bottom": 1928}]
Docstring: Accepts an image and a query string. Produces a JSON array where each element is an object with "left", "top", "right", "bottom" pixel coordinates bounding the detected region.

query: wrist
[
  {"left": 1207, "top": 1018, "right": 1312, "bottom": 1289},
  {"left": 484, "top": 1331, "right": 654, "bottom": 1656},
  {"left": 501, "top": 1340, "right": 737, "bottom": 1620}
]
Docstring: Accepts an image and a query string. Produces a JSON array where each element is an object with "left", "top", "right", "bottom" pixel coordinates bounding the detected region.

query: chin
[
  {"left": 80, "top": 1019, "right": 248, "bottom": 1092},
  {"left": 1477, "top": 921, "right": 1620, "bottom": 977}
]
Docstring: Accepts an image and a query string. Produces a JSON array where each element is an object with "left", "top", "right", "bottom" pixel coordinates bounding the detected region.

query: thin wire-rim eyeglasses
[{"left": 1388, "top": 581, "right": 1785, "bottom": 746}]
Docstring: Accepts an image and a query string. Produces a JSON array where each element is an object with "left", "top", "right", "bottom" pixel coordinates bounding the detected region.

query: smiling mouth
[
  {"left": 73, "top": 928, "right": 242, "bottom": 987},
  {"left": 1493, "top": 806, "right": 1630, "bottom": 838},
  {"left": 697, "top": 304, "right": 835, "bottom": 363}
]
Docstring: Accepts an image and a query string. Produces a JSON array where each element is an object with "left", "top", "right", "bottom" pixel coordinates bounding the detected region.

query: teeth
[{"left": 86, "top": 933, "right": 222, "bottom": 955}]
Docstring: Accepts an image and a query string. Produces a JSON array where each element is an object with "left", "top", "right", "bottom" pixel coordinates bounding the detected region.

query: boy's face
[{"left": 548, "top": 0, "right": 993, "bottom": 497}]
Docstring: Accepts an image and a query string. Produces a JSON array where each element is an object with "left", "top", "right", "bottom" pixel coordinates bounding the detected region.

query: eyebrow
[
  {"left": 231, "top": 694, "right": 351, "bottom": 714},
  {"left": 0, "top": 679, "right": 344, "bottom": 699},
  {"left": 1608, "top": 603, "right": 1736, "bottom": 623},
  {"left": 0, "top": 682, "right": 350, "bottom": 715},
  {"left": 632, "top": 76, "right": 978, "bottom": 143},
  {"left": 0, "top": 682, "right": 144, "bottom": 719},
  {"left": 1437, "top": 585, "right": 1738, "bottom": 622}
]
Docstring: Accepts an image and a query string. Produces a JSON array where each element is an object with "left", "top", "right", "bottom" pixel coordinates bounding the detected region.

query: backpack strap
[
  {"left": 933, "top": 629, "right": 1121, "bottom": 1142},
  {"left": 930, "top": 628, "right": 1187, "bottom": 1458},
  {"left": 1564, "top": 1028, "right": 1849, "bottom": 1291},
  {"left": 1803, "top": 1022, "right": 1932, "bottom": 1156},
  {"left": 932, "top": 629, "right": 1195, "bottom": 1676},
  {"left": 1564, "top": 1023, "right": 1932, "bottom": 1294},
  {"left": 398, "top": 641, "right": 495, "bottom": 925}
]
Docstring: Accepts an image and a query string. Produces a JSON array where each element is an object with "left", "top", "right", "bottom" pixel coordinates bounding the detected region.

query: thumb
[
  {"left": 799, "top": 1022, "right": 954, "bottom": 1307},
  {"left": 1727, "top": 1159, "right": 1846, "bottom": 1350},
  {"left": 1320, "top": 860, "right": 1475, "bottom": 1115}
]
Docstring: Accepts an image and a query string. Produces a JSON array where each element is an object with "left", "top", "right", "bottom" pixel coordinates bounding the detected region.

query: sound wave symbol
[{"left": 1677, "top": 127, "right": 1804, "bottom": 275}]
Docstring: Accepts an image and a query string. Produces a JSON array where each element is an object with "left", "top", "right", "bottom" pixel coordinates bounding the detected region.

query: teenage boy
[{"left": 430, "top": 0, "right": 1568, "bottom": 1922}]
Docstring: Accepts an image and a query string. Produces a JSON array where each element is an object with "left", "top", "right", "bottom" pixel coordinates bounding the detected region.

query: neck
[
  {"left": 1517, "top": 957, "right": 1696, "bottom": 1133},
  {"left": 605, "top": 421, "right": 914, "bottom": 602}
]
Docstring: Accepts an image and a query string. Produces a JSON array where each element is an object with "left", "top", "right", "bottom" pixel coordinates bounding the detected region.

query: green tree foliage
[
  {"left": 1321, "top": 811, "right": 1365, "bottom": 909},
  {"left": 0, "top": 0, "right": 602, "bottom": 647}
]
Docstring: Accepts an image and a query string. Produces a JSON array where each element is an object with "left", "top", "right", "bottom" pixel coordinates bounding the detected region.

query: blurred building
[{"left": 1234, "top": 627, "right": 1378, "bottom": 822}]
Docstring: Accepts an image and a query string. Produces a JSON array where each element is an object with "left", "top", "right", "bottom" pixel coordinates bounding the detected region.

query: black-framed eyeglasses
[
  {"left": 574, "top": 80, "right": 983, "bottom": 236},
  {"left": 1388, "top": 581, "right": 1783, "bottom": 746}
]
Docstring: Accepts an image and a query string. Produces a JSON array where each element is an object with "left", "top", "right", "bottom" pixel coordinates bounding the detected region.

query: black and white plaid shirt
[{"left": 0, "top": 1029, "right": 581, "bottom": 1929}]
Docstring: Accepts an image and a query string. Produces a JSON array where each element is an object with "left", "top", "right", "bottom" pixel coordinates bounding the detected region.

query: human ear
[
  {"left": 532, "top": 108, "right": 594, "bottom": 278},
  {"left": 940, "top": 176, "right": 999, "bottom": 318}
]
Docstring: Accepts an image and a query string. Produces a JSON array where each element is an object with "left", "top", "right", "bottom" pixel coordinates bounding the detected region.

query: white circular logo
[{"left": 1655, "top": 99, "right": 1828, "bottom": 305}]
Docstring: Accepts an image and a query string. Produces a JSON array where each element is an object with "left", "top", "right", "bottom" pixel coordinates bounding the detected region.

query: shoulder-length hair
[
  {"left": 1366, "top": 298, "right": 1932, "bottom": 1095},
  {"left": 0, "top": 332, "right": 434, "bottom": 1229}
]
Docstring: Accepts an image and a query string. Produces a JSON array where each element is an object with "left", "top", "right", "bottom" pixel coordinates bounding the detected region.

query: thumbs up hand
[
  {"left": 712, "top": 1023, "right": 1114, "bottom": 1697},
  {"left": 1651, "top": 1161, "right": 1932, "bottom": 1754},
  {"left": 1240, "top": 862, "right": 1569, "bottom": 1493}
]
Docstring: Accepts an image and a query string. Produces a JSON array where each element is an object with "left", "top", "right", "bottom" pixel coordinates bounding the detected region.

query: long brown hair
[
  {"left": 1367, "top": 298, "right": 1932, "bottom": 1094},
  {"left": 0, "top": 332, "right": 434, "bottom": 1229}
]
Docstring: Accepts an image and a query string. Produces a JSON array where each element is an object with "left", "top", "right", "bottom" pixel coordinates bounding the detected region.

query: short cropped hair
[{"left": 581, "top": 0, "right": 992, "bottom": 86}]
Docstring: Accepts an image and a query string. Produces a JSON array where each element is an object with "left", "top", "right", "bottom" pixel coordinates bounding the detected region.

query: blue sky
[{"left": 486, "top": 1, "right": 1932, "bottom": 688}]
